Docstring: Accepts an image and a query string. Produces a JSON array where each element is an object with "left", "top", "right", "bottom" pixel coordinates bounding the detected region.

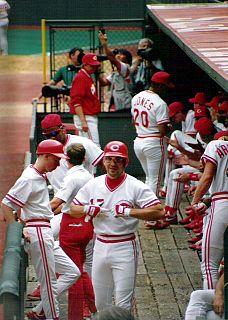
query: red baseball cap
[
  {"left": 41, "top": 114, "right": 62, "bottom": 130},
  {"left": 189, "top": 92, "right": 207, "bottom": 104},
  {"left": 194, "top": 117, "right": 214, "bottom": 136},
  {"left": 151, "top": 71, "right": 175, "bottom": 88},
  {"left": 194, "top": 106, "right": 208, "bottom": 118},
  {"left": 82, "top": 53, "right": 100, "bottom": 66},
  {"left": 214, "top": 130, "right": 228, "bottom": 140},
  {"left": 218, "top": 101, "right": 228, "bottom": 112},
  {"left": 168, "top": 102, "right": 184, "bottom": 118},
  {"left": 205, "top": 96, "right": 219, "bottom": 110}
]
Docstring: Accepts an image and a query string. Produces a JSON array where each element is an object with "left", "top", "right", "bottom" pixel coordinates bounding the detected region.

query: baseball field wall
[{"left": 8, "top": 0, "right": 219, "bottom": 26}]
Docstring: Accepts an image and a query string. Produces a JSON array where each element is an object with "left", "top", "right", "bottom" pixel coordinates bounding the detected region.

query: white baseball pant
[
  {"left": 0, "top": 19, "right": 9, "bottom": 55},
  {"left": 201, "top": 196, "right": 228, "bottom": 289},
  {"left": 24, "top": 221, "right": 59, "bottom": 319},
  {"left": 73, "top": 114, "right": 100, "bottom": 148},
  {"left": 185, "top": 289, "right": 224, "bottom": 320},
  {"left": 134, "top": 137, "right": 167, "bottom": 196},
  {"left": 165, "top": 166, "right": 197, "bottom": 210},
  {"left": 163, "top": 130, "right": 197, "bottom": 192},
  {"left": 33, "top": 241, "right": 81, "bottom": 315},
  {"left": 92, "top": 238, "right": 139, "bottom": 311}
]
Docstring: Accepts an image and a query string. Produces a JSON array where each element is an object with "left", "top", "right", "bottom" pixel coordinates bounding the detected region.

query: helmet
[
  {"left": 104, "top": 141, "right": 129, "bottom": 165},
  {"left": 36, "top": 140, "right": 69, "bottom": 159}
]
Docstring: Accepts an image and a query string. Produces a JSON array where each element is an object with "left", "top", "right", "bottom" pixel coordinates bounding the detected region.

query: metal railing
[{"left": 0, "top": 222, "right": 28, "bottom": 320}]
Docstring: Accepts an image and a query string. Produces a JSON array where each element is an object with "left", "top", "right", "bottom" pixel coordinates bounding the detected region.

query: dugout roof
[{"left": 147, "top": 3, "right": 228, "bottom": 93}]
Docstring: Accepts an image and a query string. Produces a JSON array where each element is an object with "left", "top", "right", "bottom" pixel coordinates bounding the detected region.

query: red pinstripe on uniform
[
  {"left": 173, "top": 180, "right": 180, "bottom": 210},
  {"left": 204, "top": 201, "right": 215, "bottom": 289},
  {"left": 130, "top": 239, "right": 138, "bottom": 311},
  {"left": 156, "top": 138, "right": 165, "bottom": 196},
  {"left": 37, "top": 227, "right": 57, "bottom": 319}
]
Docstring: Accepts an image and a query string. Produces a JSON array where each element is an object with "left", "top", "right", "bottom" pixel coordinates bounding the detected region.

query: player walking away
[
  {"left": 1, "top": 140, "right": 69, "bottom": 320},
  {"left": 70, "top": 53, "right": 101, "bottom": 147},
  {"left": 41, "top": 113, "right": 104, "bottom": 193},
  {"left": 131, "top": 71, "right": 173, "bottom": 229},
  {"left": 191, "top": 131, "right": 228, "bottom": 289},
  {"left": 50, "top": 143, "right": 97, "bottom": 320},
  {"left": 69, "top": 140, "right": 164, "bottom": 312}
]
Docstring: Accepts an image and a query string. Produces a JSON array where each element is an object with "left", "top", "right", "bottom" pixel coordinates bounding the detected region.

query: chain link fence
[{"left": 41, "top": 19, "right": 144, "bottom": 112}]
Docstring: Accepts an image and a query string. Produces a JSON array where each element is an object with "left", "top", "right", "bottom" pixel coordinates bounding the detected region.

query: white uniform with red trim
[
  {"left": 131, "top": 90, "right": 169, "bottom": 195},
  {"left": 200, "top": 140, "right": 228, "bottom": 289},
  {"left": 73, "top": 173, "right": 160, "bottom": 311},
  {"left": 2, "top": 165, "right": 59, "bottom": 320},
  {"left": 51, "top": 164, "right": 94, "bottom": 277},
  {"left": 47, "top": 134, "right": 104, "bottom": 193}
]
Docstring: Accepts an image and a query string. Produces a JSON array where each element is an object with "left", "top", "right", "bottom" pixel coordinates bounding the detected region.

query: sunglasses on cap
[{"left": 42, "top": 128, "right": 62, "bottom": 139}]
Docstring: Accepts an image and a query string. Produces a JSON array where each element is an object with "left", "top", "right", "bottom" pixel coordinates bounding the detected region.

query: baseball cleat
[
  {"left": 26, "top": 311, "right": 46, "bottom": 320},
  {"left": 144, "top": 220, "right": 170, "bottom": 230},
  {"left": 164, "top": 214, "right": 178, "bottom": 225},
  {"left": 27, "top": 285, "right": 41, "bottom": 301},
  {"left": 179, "top": 216, "right": 192, "bottom": 225},
  {"left": 187, "top": 235, "right": 202, "bottom": 244}
]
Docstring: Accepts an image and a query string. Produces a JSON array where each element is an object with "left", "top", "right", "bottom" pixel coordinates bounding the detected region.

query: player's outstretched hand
[{"left": 111, "top": 205, "right": 132, "bottom": 218}]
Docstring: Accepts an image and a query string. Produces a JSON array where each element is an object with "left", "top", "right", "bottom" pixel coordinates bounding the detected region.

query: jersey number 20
[{"left": 133, "top": 109, "right": 149, "bottom": 128}]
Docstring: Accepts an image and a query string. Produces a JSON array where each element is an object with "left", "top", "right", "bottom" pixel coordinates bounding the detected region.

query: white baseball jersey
[
  {"left": 213, "top": 120, "right": 227, "bottom": 131},
  {"left": 131, "top": 90, "right": 170, "bottom": 137},
  {"left": 2, "top": 164, "right": 59, "bottom": 318},
  {"left": 55, "top": 164, "right": 93, "bottom": 213},
  {"left": 0, "top": 0, "right": 10, "bottom": 19},
  {"left": 184, "top": 109, "right": 196, "bottom": 136},
  {"left": 201, "top": 140, "right": 228, "bottom": 195},
  {"left": 73, "top": 173, "right": 161, "bottom": 236},
  {"left": 47, "top": 134, "right": 104, "bottom": 192},
  {"left": 2, "top": 164, "right": 53, "bottom": 221}
]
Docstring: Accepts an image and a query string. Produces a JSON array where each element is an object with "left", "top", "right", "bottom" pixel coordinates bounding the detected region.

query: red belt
[
  {"left": 97, "top": 235, "right": 136, "bottom": 243},
  {"left": 26, "top": 219, "right": 50, "bottom": 223}
]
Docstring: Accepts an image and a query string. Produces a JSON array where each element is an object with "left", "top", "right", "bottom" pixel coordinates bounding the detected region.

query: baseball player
[
  {"left": 191, "top": 131, "right": 228, "bottom": 289},
  {"left": 70, "top": 53, "right": 101, "bottom": 147},
  {"left": 0, "top": 0, "right": 10, "bottom": 55},
  {"left": 50, "top": 143, "right": 96, "bottom": 320},
  {"left": 1, "top": 140, "right": 69, "bottom": 320},
  {"left": 41, "top": 113, "right": 103, "bottom": 280},
  {"left": 161, "top": 118, "right": 218, "bottom": 228},
  {"left": 161, "top": 101, "right": 199, "bottom": 197},
  {"left": 69, "top": 141, "right": 164, "bottom": 312},
  {"left": 41, "top": 113, "right": 104, "bottom": 193},
  {"left": 185, "top": 273, "right": 224, "bottom": 319},
  {"left": 131, "top": 71, "right": 173, "bottom": 229},
  {"left": 131, "top": 71, "right": 173, "bottom": 195}
]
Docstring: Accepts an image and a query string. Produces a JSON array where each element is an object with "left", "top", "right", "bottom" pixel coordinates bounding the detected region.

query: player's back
[{"left": 131, "top": 90, "right": 168, "bottom": 136}]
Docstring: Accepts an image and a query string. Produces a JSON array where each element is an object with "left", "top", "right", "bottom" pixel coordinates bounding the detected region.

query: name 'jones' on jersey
[{"left": 131, "top": 90, "right": 169, "bottom": 136}]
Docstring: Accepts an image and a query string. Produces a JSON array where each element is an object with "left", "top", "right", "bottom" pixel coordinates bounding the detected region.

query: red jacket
[{"left": 70, "top": 68, "right": 100, "bottom": 115}]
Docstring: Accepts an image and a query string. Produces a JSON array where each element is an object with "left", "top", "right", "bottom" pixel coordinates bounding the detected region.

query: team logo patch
[
  {"left": 115, "top": 200, "right": 132, "bottom": 208},
  {"left": 110, "top": 144, "right": 120, "bottom": 151}
]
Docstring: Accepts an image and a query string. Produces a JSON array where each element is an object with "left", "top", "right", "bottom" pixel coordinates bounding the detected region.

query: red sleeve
[{"left": 70, "top": 74, "right": 87, "bottom": 107}]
